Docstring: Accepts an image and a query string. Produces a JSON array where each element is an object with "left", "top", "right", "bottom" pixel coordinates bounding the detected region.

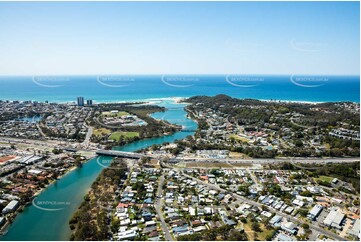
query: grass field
[
  {"left": 231, "top": 163, "right": 253, "bottom": 168},
  {"left": 93, "top": 128, "right": 111, "bottom": 136},
  {"left": 314, "top": 175, "right": 334, "bottom": 183},
  {"left": 243, "top": 218, "right": 276, "bottom": 241},
  {"left": 101, "top": 111, "right": 129, "bottom": 117},
  {"left": 229, "top": 151, "right": 251, "bottom": 159},
  {"left": 109, "top": 131, "right": 139, "bottom": 141},
  {"left": 229, "top": 134, "right": 250, "bottom": 142}
]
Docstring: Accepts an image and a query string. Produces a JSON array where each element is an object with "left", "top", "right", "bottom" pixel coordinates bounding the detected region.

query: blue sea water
[{"left": 0, "top": 75, "right": 359, "bottom": 103}]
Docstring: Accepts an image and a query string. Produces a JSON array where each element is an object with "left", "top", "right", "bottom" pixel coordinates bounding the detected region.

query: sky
[{"left": 0, "top": 1, "right": 359, "bottom": 76}]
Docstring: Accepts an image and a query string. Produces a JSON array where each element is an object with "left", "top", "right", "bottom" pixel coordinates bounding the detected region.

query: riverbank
[
  {"left": 0, "top": 160, "right": 89, "bottom": 234},
  {"left": 1, "top": 99, "right": 198, "bottom": 241}
]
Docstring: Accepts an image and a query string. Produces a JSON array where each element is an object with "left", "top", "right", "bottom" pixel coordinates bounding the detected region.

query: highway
[
  {"left": 177, "top": 156, "right": 359, "bottom": 164},
  {"left": 1, "top": 137, "right": 359, "bottom": 165}
]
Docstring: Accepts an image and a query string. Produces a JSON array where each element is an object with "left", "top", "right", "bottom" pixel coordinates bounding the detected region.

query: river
[{"left": 1, "top": 100, "right": 197, "bottom": 241}]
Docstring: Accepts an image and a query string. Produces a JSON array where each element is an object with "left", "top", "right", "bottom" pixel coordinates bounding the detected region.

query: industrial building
[{"left": 323, "top": 207, "right": 345, "bottom": 229}]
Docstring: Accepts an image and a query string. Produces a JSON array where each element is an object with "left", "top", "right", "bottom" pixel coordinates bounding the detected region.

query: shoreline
[{"left": 3, "top": 96, "right": 357, "bottom": 106}]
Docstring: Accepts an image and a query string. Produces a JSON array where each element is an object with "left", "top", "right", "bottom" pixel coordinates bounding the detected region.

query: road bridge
[{"left": 95, "top": 150, "right": 150, "bottom": 159}]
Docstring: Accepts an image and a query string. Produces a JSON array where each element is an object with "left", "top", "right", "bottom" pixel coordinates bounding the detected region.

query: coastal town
[
  {"left": 67, "top": 155, "right": 360, "bottom": 241},
  {"left": 0, "top": 0, "right": 359, "bottom": 240},
  {"left": 0, "top": 96, "right": 359, "bottom": 241}
]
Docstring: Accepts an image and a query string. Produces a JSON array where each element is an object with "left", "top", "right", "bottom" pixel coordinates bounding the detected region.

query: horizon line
[{"left": 0, "top": 74, "right": 360, "bottom": 77}]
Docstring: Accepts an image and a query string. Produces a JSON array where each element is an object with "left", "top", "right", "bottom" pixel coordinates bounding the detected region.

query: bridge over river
[{"left": 95, "top": 150, "right": 151, "bottom": 159}]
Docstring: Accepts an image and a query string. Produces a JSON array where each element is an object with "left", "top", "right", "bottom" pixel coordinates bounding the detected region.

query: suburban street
[{"left": 155, "top": 174, "right": 173, "bottom": 241}]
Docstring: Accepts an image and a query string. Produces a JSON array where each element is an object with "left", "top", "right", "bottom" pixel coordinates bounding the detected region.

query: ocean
[{"left": 0, "top": 75, "right": 359, "bottom": 103}]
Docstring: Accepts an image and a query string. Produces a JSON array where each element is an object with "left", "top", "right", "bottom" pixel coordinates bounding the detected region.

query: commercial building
[{"left": 307, "top": 204, "right": 323, "bottom": 221}]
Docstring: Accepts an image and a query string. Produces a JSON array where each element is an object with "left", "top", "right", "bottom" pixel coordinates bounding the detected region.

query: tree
[
  {"left": 228, "top": 229, "right": 248, "bottom": 241},
  {"left": 251, "top": 222, "right": 262, "bottom": 232},
  {"left": 140, "top": 156, "right": 151, "bottom": 166},
  {"left": 301, "top": 223, "right": 310, "bottom": 230},
  {"left": 298, "top": 208, "right": 309, "bottom": 217}
]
